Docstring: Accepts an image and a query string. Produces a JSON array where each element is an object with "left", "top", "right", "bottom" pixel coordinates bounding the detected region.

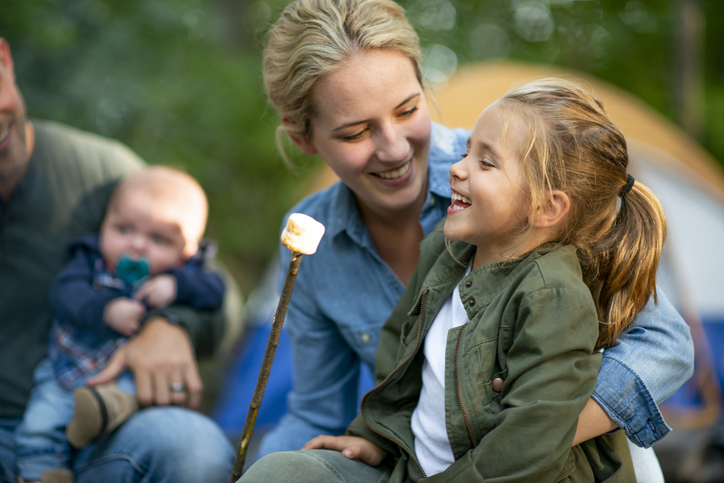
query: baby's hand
[
  {"left": 134, "top": 274, "right": 177, "bottom": 308},
  {"left": 104, "top": 298, "right": 146, "bottom": 336},
  {"left": 303, "top": 435, "right": 387, "bottom": 466}
]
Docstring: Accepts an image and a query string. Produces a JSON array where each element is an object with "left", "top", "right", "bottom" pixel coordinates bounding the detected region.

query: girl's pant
[{"left": 238, "top": 449, "right": 389, "bottom": 483}]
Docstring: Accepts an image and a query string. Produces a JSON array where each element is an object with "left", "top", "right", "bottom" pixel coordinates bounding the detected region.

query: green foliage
[
  {"left": 2, "top": 0, "right": 723, "bottom": 294},
  {"left": 2, "top": 0, "right": 320, "bottom": 292}
]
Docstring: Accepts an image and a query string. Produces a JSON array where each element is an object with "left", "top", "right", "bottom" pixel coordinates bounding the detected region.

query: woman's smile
[{"left": 371, "top": 158, "right": 412, "bottom": 180}]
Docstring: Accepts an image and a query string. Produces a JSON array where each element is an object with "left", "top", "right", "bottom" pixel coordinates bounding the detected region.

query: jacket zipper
[
  {"left": 361, "top": 289, "right": 429, "bottom": 479},
  {"left": 455, "top": 323, "right": 477, "bottom": 447}
]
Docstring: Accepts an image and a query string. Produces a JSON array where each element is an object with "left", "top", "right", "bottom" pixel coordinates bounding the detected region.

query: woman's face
[{"left": 299, "top": 49, "right": 432, "bottom": 215}]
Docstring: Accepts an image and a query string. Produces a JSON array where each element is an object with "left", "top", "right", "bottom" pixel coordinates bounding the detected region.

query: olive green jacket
[{"left": 347, "top": 224, "right": 634, "bottom": 482}]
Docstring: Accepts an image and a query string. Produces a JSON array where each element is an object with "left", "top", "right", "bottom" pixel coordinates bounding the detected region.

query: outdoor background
[
  {"left": 2, "top": 1, "right": 723, "bottom": 480},
  {"left": 2, "top": 0, "right": 722, "bottom": 296}
]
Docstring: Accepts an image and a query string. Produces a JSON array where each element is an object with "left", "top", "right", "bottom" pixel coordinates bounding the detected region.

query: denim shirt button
[
  {"left": 361, "top": 332, "right": 371, "bottom": 343},
  {"left": 492, "top": 377, "right": 504, "bottom": 392},
  {"left": 468, "top": 298, "right": 476, "bottom": 307}
]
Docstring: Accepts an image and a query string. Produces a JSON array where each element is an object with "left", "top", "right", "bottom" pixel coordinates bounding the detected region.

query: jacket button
[
  {"left": 492, "top": 378, "right": 504, "bottom": 392},
  {"left": 468, "top": 298, "right": 475, "bottom": 307},
  {"left": 465, "top": 280, "right": 472, "bottom": 288},
  {"left": 361, "top": 332, "right": 371, "bottom": 343}
]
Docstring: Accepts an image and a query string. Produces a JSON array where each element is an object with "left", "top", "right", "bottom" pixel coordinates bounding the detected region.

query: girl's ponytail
[
  {"left": 501, "top": 79, "right": 668, "bottom": 350},
  {"left": 595, "top": 179, "right": 667, "bottom": 348}
]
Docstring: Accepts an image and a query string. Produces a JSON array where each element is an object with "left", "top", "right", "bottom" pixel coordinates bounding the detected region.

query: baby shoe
[
  {"left": 39, "top": 469, "right": 74, "bottom": 483},
  {"left": 66, "top": 383, "right": 139, "bottom": 448}
]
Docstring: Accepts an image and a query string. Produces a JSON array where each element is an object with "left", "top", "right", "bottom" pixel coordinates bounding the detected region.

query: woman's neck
[{"left": 357, "top": 192, "right": 427, "bottom": 287}]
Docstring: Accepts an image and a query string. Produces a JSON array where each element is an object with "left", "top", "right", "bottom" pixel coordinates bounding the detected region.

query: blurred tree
[
  {"left": 2, "top": 0, "right": 722, "bottom": 293},
  {"left": 673, "top": 0, "right": 704, "bottom": 139},
  {"left": 1, "top": 0, "right": 320, "bottom": 292}
]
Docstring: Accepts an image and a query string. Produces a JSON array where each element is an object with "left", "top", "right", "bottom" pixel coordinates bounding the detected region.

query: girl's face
[
  {"left": 444, "top": 101, "right": 531, "bottom": 264},
  {"left": 297, "top": 49, "right": 432, "bottom": 216}
]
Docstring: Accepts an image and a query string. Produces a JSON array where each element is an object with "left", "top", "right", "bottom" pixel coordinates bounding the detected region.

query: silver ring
[{"left": 170, "top": 382, "right": 187, "bottom": 392}]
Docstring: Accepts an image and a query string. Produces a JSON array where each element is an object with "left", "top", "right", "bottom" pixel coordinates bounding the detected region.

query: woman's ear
[
  {"left": 532, "top": 190, "right": 570, "bottom": 228},
  {"left": 282, "top": 115, "right": 317, "bottom": 156}
]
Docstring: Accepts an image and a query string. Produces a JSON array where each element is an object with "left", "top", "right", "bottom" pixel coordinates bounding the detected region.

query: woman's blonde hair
[
  {"left": 501, "top": 79, "right": 666, "bottom": 349},
  {"left": 263, "top": 0, "right": 422, "bottom": 163}
]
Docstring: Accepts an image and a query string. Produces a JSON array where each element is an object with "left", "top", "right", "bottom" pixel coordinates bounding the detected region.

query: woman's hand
[
  {"left": 303, "top": 435, "right": 387, "bottom": 466},
  {"left": 573, "top": 397, "right": 618, "bottom": 446}
]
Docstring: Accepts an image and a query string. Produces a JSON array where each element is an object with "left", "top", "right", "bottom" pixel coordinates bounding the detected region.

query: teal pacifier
[{"left": 116, "top": 255, "right": 150, "bottom": 286}]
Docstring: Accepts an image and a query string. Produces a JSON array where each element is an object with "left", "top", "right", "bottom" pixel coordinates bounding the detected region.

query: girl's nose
[
  {"left": 449, "top": 158, "right": 467, "bottom": 180},
  {"left": 375, "top": 124, "right": 409, "bottom": 163}
]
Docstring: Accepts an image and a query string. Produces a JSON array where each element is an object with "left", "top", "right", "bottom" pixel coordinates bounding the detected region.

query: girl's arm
[{"left": 578, "top": 286, "right": 694, "bottom": 447}]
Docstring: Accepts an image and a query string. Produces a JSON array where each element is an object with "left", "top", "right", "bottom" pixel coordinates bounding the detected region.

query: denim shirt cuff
[{"left": 592, "top": 356, "right": 671, "bottom": 448}]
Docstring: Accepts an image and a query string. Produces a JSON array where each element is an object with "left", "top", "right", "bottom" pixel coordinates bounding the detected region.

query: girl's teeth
[
  {"left": 375, "top": 161, "right": 411, "bottom": 180},
  {"left": 451, "top": 192, "right": 471, "bottom": 204}
]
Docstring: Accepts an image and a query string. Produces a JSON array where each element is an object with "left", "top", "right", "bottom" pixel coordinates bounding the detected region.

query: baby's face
[{"left": 100, "top": 191, "right": 189, "bottom": 276}]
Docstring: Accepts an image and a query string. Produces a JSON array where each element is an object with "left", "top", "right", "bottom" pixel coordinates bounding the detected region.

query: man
[{"left": 0, "top": 38, "right": 234, "bottom": 483}]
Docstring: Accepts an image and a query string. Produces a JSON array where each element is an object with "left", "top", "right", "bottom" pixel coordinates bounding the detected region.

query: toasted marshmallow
[{"left": 281, "top": 213, "right": 325, "bottom": 255}]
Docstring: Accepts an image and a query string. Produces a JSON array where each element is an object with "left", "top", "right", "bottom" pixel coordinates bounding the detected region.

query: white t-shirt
[{"left": 411, "top": 267, "right": 470, "bottom": 476}]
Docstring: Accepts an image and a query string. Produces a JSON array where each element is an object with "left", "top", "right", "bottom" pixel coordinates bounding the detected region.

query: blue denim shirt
[{"left": 258, "top": 123, "right": 694, "bottom": 457}]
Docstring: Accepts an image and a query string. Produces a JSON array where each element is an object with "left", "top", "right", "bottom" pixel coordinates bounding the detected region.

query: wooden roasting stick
[{"left": 230, "top": 213, "right": 325, "bottom": 482}]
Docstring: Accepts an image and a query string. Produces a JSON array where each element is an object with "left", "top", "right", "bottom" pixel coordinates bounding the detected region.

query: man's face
[{"left": 0, "top": 39, "right": 30, "bottom": 191}]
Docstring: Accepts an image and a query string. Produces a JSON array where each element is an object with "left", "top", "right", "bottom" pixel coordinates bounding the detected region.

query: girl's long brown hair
[{"left": 502, "top": 79, "right": 666, "bottom": 349}]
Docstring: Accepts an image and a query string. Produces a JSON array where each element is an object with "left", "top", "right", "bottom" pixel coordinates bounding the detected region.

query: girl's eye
[
  {"left": 459, "top": 152, "right": 469, "bottom": 159},
  {"left": 118, "top": 226, "right": 131, "bottom": 235},
  {"left": 479, "top": 158, "right": 494, "bottom": 168}
]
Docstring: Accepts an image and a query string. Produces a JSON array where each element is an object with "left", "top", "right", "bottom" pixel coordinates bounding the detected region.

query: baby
[{"left": 15, "top": 166, "right": 225, "bottom": 483}]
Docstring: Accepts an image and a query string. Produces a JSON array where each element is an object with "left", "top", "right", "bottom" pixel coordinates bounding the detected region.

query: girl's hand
[
  {"left": 135, "top": 274, "right": 177, "bottom": 308},
  {"left": 104, "top": 297, "right": 146, "bottom": 335},
  {"left": 303, "top": 435, "right": 387, "bottom": 466}
]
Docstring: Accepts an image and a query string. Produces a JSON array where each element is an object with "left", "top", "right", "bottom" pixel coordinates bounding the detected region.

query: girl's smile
[{"left": 449, "top": 190, "right": 472, "bottom": 211}]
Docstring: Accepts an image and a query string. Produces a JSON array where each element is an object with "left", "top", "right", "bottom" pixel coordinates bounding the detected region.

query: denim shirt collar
[{"left": 428, "top": 121, "right": 462, "bottom": 201}]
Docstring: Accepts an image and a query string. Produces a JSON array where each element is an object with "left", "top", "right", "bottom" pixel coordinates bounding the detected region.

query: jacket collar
[{"left": 414, "top": 238, "right": 563, "bottom": 318}]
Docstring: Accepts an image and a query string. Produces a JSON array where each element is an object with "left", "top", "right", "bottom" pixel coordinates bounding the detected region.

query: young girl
[{"left": 241, "top": 79, "right": 666, "bottom": 481}]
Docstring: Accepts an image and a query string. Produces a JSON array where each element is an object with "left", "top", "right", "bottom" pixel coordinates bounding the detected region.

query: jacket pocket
[
  {"left": 554, "top": 449, "right": 579, "bottom": 482},
  {"left": 461, "top": 337, "right": 502, "bottom": 411}
]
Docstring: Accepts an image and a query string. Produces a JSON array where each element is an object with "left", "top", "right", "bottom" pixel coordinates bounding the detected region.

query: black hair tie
[{"left": 619, "top": 174, "right": 635, "bottom": 197}]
